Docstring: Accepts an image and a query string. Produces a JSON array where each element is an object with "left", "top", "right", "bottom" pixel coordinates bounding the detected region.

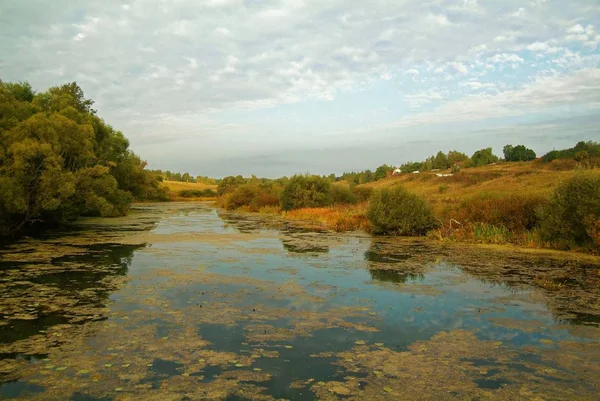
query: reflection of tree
[
  {"left": 0, "top": 242, "right": 145, "bottom": 349},
  {"left": 364, "top": 238, "right": 427, "bottom": 281},
  {"left": 279, "top": 228, "right": 330, "bottom": 255},
  {"left": 216, "top": 210, "right": 282, "bottom": 234},
  {"left": 368, "top": 269, "right": 424, "bottom": 284},
  {"left": 365, "top": 237, "right": 600, "bottom": 327}
]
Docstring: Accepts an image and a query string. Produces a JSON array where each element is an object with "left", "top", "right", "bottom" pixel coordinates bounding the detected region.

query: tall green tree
[{"left": 0, "top": 80, "right": 168, "bottom": 236}]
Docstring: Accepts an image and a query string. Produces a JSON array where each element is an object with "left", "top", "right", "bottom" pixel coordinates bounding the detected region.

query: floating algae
[{"left": 1, "top": 203, "right": 599, "bottom": 400}]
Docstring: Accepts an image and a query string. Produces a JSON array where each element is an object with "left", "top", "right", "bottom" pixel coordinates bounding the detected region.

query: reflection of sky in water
[
  {"left": 2, "top": 203, "right": 597, "bottom": 400},
  {"left": 111, "top": 205, "right": 586, "bottom": 352}
]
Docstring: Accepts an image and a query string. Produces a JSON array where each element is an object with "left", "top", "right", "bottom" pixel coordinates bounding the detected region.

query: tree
[
  {"left": 471, "top": 148, "right": 499, "bottom": 166},
  {"left": 0, "top": 80, "right": 168, "bottom": 236},
  {"left": 503, "top": 144, "right": 536, "bottom": 161},
  {"left": 433, "top": 151, "right": 450, "bottom": 169},
  {"left": 280, "top": 175, "right": 332, "bottom": 210},
  {"left": 374, "top": 164, "right": 393, "bottom": 180},
  {"left": 447, "top": 150, "right": 470, "bottom": 165}
]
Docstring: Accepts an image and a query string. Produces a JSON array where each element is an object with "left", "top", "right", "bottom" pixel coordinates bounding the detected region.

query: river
[{"left": 1, "top": 202, "right": 599, "bottom": 400}]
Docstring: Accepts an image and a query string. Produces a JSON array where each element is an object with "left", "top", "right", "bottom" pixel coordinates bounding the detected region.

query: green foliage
[
  {"left": 470, "top": 147, "right": 499, "bottom": 166},
  {"left": 433, "top": 151, "right": 450, "bottom": 169},
  {"left": 398, "top": 161, "right": 422, "bottom": 173},
  {"left": 471, "top": 223, "right": 512, "bottom": 244},
  {"left": 366, "top": 186, "right": 439, "bottom": 235},
  {"left": 447, "top": 150, "right": 470, "bottom": 165},
  {"left": 537, "top": 173, "right": 600, "bottom": 249},
  {"left": 0, "top": 80, "right": 166, "bottom": 236},
  {"left": 541, "top": 141, "right": 600, "bottom": 165},
  {"left": 330, "top": 185, "right": 358, "bottom": 204},
  {"left": 374, "top": 164, "right": 393, "bottom": 180},
  {"left": 217, "top": 175, "right": 247, "bottom": 196},
  {"left": 503, "top": 144, "right": 536, "bottom": 161},
  {"left": 280, "top": 175, "right": 332, "bottom": 211}
]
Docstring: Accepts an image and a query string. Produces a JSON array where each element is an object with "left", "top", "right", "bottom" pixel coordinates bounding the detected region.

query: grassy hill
[
  {"left": 283, "top": 160, "right": 599, "bottom": 250},
  {"left": 162, "top": 180, "right": 218, "bottom": 201},
  {"left": 359, "top": 161, "right": 579, "bottom": 216}
]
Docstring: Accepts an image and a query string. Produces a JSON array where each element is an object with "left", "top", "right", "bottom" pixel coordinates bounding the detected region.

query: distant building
[
  {"left": 412, "top": 170, "right": 420, "bottom": 174},
  {"left": 393, "top": 168, "right": 402, "bottom": 175}
]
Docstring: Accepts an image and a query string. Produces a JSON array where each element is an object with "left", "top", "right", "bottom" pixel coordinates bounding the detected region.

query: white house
[{"left": 393, "top": 168, "right": 402, "bottom": 175}]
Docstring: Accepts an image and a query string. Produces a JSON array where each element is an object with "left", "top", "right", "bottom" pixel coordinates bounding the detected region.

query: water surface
[{"left": 1, "top": 203, "right": 599, "bottom": 400}]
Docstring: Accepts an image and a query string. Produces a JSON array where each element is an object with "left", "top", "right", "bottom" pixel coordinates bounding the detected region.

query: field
[
  {"left": 360, "top": 161, "right": 577, "bottom": 216},
  {"left": 162, "top": 180, "right": 218, "bottom": 201}
]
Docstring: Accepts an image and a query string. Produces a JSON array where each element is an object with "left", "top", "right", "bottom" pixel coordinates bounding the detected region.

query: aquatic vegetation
[{"left": 1, "top": 203, "right": 599, "bottom": 400}]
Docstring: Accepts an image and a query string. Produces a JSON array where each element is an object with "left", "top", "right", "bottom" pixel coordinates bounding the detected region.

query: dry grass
[
  {"left": 162, "top": 180, "right": 218, "bottom": 201},
  {"left": 162, "top": 180, "right": 217, "bottom": 192},
  {"left": 360, "top": 161, "right": 582, "bottom": 218},
  {"left": 282, "top": 203, "right": 371, "bottom": 232}
]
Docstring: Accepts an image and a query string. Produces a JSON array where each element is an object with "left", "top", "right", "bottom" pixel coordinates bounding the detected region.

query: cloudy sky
[{"left": 1, "top": 0, "right": 599, "bottom": 177}]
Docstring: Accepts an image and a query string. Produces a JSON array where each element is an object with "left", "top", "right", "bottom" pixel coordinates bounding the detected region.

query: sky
[{"left": 1, "top": 0, "right": 599, "bottom": 177}]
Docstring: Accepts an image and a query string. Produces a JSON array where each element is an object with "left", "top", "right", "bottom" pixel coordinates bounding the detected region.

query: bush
[
  {"left": 222, "top": 184, "right": 280, "bottom": 211},
  {"left": 178, "top": 188, "right": 216, "bottom": 198},
  {"left": 280, "top": 175, "right": 332, "bottom": 211},
  {"left": 330, "top": 185, "right": 358, "bottom": 204},
  {"left": 537, "top": 173, "right": 600, "bottom": 249},
  {"left": 452, "top": 193, "right": 547, "bottom": 231},
  {"left": 366, "top": 186, "right": 439, "bottom": 235},
  {"left": 353, "top": 186, "right": 374, "bottom": 202}
]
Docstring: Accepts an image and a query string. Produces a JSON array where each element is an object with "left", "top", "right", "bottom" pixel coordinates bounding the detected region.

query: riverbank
[{"left": 214, "top": 162, "right": 599, "bottom": 253}]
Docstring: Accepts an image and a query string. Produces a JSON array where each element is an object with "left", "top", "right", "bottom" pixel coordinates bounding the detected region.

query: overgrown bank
[
  {"left": 215, "top": 159, "right": 600, "bottom": 253},
  {"left": 0, "top": 81, "right": 168, "bottom": 236}
]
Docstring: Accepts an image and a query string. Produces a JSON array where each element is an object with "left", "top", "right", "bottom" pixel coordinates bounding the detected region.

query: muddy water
[{"left": 1, "top": 202, "right": 599, "bottom": 400}]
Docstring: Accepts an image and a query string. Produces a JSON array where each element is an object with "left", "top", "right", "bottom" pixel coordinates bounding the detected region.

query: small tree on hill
[
  {"left": 503, "top": 144, "right": 536, "bottom": 161},
  {"left": 471, "top": 147, "right": 499, "bottom": 166}
]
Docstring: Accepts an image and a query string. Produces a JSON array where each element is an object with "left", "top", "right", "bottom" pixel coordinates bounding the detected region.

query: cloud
[
  {"left": 526, "top": 41, "right": 561, "bottom": 54},
  {"left": 0, "top": 0, "right": 599, "bottom": 175},
  {"left": 390, "top": 68, "right": 600, "bottom": 127}
]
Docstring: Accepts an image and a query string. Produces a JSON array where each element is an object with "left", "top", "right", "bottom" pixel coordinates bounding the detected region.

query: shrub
[
  {"left": 353, "top": 186, "right": 374, "bottom": 202},
  {"left": 222, "top": 184, "right": 280, "bottom": 211},
  {"left": 452, "top": 193, "right": 547, "bottom": 231},
  {"left": 178, "top": 188, "right": 216, "bottom": 198},
  {"left": 280, "top": 175, "right": 332, "bottom": 211},
  {"left": 366, "top": 186, "right": 439, "bottom": 236},
  {"left": 330, "top": 185, "right": 358, "bottom": 204},
  {"left": 537, "top": 173, "right": 600, "bottom": 249}
]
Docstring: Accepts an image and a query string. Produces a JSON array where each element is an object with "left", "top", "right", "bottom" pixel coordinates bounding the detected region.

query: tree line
[{"left": 0, "top": 81, "right": 168, "bottom": 236}]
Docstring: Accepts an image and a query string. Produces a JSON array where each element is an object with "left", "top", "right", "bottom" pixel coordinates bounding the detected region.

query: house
[{"left": 393, "top": 168, "right": 402, "bottom": 175}]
